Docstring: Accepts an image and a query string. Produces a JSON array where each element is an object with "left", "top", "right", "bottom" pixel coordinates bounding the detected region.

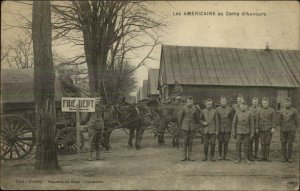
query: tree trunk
[{"left": 32, "top": 1, "right": 60, "bottom": 171}]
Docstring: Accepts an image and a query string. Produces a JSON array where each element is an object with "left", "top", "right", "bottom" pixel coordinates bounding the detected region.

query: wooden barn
[
  {"left": 158, "top": 45, "right": 300, "bottom": 110},
  {"left": 147, "top": 69, "right": 160, "bottom": 100}
]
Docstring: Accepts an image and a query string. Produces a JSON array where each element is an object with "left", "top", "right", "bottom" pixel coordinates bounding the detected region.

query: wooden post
[{"left": 76, "top": 104, "right": 81, "bottom": 160}]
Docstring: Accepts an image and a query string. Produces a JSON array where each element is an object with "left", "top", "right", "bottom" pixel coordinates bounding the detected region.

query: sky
[{"left": 1, "top": 1, "right": 299, "bottom": 95}]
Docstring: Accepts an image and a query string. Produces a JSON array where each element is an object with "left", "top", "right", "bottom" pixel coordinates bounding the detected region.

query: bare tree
[
  {"left": 1, "top": 45, "right": 9, "bottom": 62},
  {"left": 105, "top": 61, "right": 137, "bottom": 104},
  {"left": 32, "top": 0, "right": 60, "bottom": 171},
  {"left": 3, "top": 1, "right": 164, "bottom": 103},
  {"left": 51, "top": 1, "right": 164, "bottom": 102},
  {"left": 5, "top": 35, "right": 34, "bottom": 69}
]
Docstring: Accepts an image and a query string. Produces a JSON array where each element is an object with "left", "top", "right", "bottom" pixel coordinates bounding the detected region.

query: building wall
[
  {"left": 164, "top": 84, "right": 298, "bottom": 110},
  {"left": 289, "top": 88, "right": 300, "bottom": 111}
]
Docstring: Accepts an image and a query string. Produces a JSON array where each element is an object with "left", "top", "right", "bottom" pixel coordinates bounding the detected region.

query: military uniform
[
  {"left": 256, "top": 107, "right": 275, "bottom": 161},
  {"left": 232, "top": 110, "right": 254, "bottom": 162},
  {"left": 173, "top": 84, "right": 183, "bottom": 97},
  {"left": 86, "top": 103, "right": 105, "bottom": 160},
  {"left": 232, "top": 103, "right": 241, "bottom": 113},
  {"left": 178, "top": 104, "right": 200, "bottom": 161},
  {"left": 278, "top": 107, "right": 299, "bottom": 162},
  {"left": 199, "top": 108, "right": 219, "bottom": 161},
  {"left": 216, "top": 105, "right": 234, "bottom": 160},
  {"left": 59, "top": 73, "right": 80, "bottom": 97},
  {"left": 248, "top": 105, "right": 261, "bottom": 159}
]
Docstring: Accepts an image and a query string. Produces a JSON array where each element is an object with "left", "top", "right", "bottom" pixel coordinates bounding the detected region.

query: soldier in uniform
[
  {"left": 178, "top": 96, "right": 200, "bottom": 161},
  {"left": 248, "top": 97, "right": 261, "bottom": 160},
  {"left": 216, "top": 96, "right": 234, "bottom": 160},
  {"left": 58, "top": 69, "right": 81, "bottom": 97},
  {"left": 199, "top": 99, "right": 219, "bottom": 161},
  {"left": 278, "top": 97, "right": 299, "bottom": 163},
  {"left": 232, "top": 94, "right": 244, "bottom": 113},
  {"left": 173, "top": 80, "right": 183, "bottom": 97},
  {"left": 256, "top": 97, "right": 275, "bottom": 162},
  {"left": 85, "top": 95, "right": 105, "bottom": 161},
  {"left": 232, "top": 101, "right": 254, "bottom": 163}
]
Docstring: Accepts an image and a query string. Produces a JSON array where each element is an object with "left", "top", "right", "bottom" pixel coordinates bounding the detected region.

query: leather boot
[
  {"left": 249, "top": 141, "right": 253, "bottom": 159},
  {"left": 210, "top": 146, "right": 216, "bottom": 162},
  {"left": 223, "top": 144, "right": 229, "bottom": 160},
  {"left": 281, "top": 144, "right": 287, "bottom": 162},
  {"left": 95, "top": 146, "right": 103, "bottom": 160},
  {"left": 287, "top": 145, "right": 293, "bottom": 163},
  {"left": 88, "top": 147, "right": 93, "bottom": 161},
  {"left": 188, "top": 144, "right": 194, "bottom": 161},
  {"left": 161, "top": 134, "right": 165, "bottom": 144},
  {"left": 258, "top": 145, "right": 266, "bottom": 161},
  {"left": 181, "top": 144, "right": 187, "bottom": 161},
  {"left": 265, "top": 146, "right": 271, "bottom": 162},
  {"left": 202, "top": 145, "right": 208, "bottom": 161},
  {"left": 254, "top": 137, "right": 259, "bottom": 159},
  {"left": 244, "top": 145, "right": 251, "bottom": 163},
  {"left": 234, "top": 147, "right": 241, "bottom": 163},
  {"left": 218, "top": 143, "right": 223, "bottom": 160}
]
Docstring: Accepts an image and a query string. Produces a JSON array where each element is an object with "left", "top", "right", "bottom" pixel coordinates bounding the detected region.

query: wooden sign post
[
  {"left": 76, "top": 104, "right": 81, "bottom": 161},
  {"left": 61, "top": 97, "right": 96, "bottom": 161}
]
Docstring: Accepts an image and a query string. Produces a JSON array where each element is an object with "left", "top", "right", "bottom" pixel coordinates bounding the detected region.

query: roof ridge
[{"left": 161, "top": 44, "right": 300, "bottom": 51}]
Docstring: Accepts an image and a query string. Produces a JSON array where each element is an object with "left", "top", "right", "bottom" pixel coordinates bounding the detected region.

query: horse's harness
[{"left": 109, "top": 104, "right": 142, "bottom": 135}]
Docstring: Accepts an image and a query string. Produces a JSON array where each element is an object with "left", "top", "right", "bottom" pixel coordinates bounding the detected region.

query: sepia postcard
[{"left": 1, "top": 1, "right": 299, "bottom": 190}]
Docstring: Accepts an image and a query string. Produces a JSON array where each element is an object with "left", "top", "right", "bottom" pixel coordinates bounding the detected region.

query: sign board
[{"left": 62, "top": 97, "right": 96, "bottom": 112}]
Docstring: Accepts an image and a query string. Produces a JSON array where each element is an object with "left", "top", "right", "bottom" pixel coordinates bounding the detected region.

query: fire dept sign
[{"left": 62, "top": 97, "right": 96, "bottom": 112}]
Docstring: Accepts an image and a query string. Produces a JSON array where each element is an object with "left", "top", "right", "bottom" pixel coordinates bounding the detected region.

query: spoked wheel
[
  {"left": 1, "top": 114, "right": 35, "bottom": 160},
  {"left": 55, "top": 127, "right": 84, "bottom": 155},
  {"left": 166, "top": 122, "right": 181, "bottom": 137}
]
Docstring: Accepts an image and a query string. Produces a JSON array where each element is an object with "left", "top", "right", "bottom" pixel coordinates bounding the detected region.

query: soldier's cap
[
  {"left": 252, "top": 97, "right": 258, "bottom": 100},
  {"left": 285, "top": 97, "right": 292, "bottom": 102},
  {"left": 206, "top": 98, "right": 213, "bottom": 102},
  {"left": 175, "top": 96, "right": 181, "bottom": 100},
  {"left": 187, "top": 96, "right": 193, "bottom": 100},
  {"left": 237, "top": 94, "right": 244, "bottom": 99},
  {"left": 262, "top": 97, "right": 269, "bottom": 102},
  {"left": 220, "top": 96, "right": 227, "bottom": 101},
  {"left": 240, "top": 101, "right": 247, "bottom": 105}
]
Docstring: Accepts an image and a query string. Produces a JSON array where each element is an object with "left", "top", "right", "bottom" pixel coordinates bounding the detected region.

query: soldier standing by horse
[
  {"left": 84, "top": 95, "right": 105, "bottom": 161},
  {"left": 178, "top": 96, "right": 200, "bottom": 161}
]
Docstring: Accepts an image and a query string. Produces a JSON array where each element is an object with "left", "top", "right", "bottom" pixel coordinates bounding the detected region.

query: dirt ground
[{"left": 1, "top": 129, "right": 299, "bottom": 190}]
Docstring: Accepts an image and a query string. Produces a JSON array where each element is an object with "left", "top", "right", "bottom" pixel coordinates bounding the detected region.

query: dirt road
[{"left": 1, "top": 129, "right": 299, "bottom": 190}]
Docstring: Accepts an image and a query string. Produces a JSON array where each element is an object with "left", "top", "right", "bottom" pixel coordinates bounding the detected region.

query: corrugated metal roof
[
  {"left": 147, "top": 69, "right": 159, "bottom": 95},
  {"left": 159, "top": 45, "right": 300, "bottom": 88}
]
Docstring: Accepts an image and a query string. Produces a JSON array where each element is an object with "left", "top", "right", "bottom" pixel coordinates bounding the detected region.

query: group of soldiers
[
  {"left": 83, "top": 79, "right": 299, "bottom": 164},
  {"left": 178, "top": 95, "right": 299, "bottom": 164}
]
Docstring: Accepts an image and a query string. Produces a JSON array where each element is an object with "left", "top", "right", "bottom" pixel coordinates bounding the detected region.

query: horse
[
  {"left": 138, "top": 97, "right": 203, "bottom": 147},
  {"left": 101, "top": 103, "right": 147, "bottom": 150},
  {"left": 133, "top": 98, "right": 184, "bottom": 147}
]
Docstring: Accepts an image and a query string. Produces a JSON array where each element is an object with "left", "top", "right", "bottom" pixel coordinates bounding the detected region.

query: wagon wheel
[
  {"left": 55, "top": 127, "right": 84, "bottom": 155},
  {"left": 166, "top": 122, "right": 181, "bottom": 136},
  {"left": 1, "top": 114, "right": 35, "bottom": 160}
]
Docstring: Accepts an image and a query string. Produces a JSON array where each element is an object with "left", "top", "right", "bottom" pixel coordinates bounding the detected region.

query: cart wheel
[
  {"left": 55, "top": 127, "right": 84, "bottom": 155},
  {"left": 1, "top": 115, "right": 35, "bottom": 160}
]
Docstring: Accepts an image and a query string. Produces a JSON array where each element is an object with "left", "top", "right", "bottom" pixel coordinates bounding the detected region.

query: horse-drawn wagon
[{"left": 1, "top": 69, "right": 84, "bottom": 160}]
